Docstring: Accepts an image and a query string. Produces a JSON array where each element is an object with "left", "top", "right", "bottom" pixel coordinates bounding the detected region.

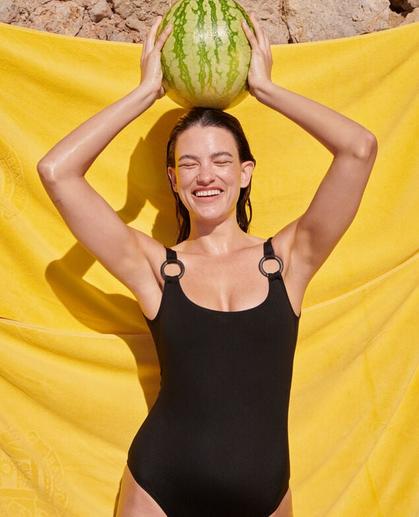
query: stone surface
[
  {"left": 0, "top": 0, "right": 417, "bottom": 43},
  {"left": 0, "top": 0, "right": 19, "bottom": 24},
  {"left": 28, "top": 1, "right": 85, "bottom": 37},
  {"left": 399, "top": 5, "right": 419, "bottom": 22},
  {"left": 88, "top": 0, "right": 113, "bottom": 23},
  {"left": 240, "top": 0, "right": 290, "bottom": 44},
  {"left": 284, "top": 0, "right": 391, "bottom": 43},
  {"left": 390, "top": 0, "right": 419, "bottom": 10}
]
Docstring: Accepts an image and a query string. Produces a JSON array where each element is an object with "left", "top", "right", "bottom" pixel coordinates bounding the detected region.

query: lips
[
  {"left": 192, "top": 190, "right": 224, "bottom": 202},
  {"left": 192, "top": 188, "right": 224, "bottom": 195},
  {"left": 193, "top": 192, "right": 223, "bottom": 200}
]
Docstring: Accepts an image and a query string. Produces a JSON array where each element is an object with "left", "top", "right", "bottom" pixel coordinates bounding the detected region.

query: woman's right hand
[{"left": 139, "top": 16, "right": 173, "bottom": 101}]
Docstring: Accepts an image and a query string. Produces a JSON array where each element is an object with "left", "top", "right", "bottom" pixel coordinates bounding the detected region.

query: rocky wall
[{"left": 0, "top": 0, "right": 418, "bottom": 44}]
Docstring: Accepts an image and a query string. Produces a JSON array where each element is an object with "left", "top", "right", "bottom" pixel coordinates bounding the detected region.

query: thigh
[
  {"left": 116, "top": 464, "right": 167, "bottom": 517},
  {"left": 269, "top": 487, "right": 293, "bottom": 517},
  {"left": 116, "top": 464, "right": 293, "bottom": 517}
]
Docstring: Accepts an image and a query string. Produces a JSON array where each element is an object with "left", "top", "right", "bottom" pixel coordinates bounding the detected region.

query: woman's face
[{"left": 167, "top": 125, "right": 254, "bottom": 221}]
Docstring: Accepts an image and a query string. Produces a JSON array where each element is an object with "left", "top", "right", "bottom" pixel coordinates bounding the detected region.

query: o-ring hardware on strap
[
  {"left": 258, "top": 237, "right": 284, "bottom": 278},
  {"left": 161, "top": 239, "right": 282, "bottom": 280},
  {"left": 160, "top": 247, "right": 185, "bottom": 280}
]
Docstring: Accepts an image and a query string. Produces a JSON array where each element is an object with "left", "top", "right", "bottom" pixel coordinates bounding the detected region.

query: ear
[
  {"left": 167, "top": 166, "right": 177, "bottom": 192},
  {"left": 240, "top": 161, "right": 255, "bottom": 189}
]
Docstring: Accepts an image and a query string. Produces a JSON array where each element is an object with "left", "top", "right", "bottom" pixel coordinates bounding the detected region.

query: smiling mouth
[{"left": 193, "top": 189, "right": 224, "bottom": 198}]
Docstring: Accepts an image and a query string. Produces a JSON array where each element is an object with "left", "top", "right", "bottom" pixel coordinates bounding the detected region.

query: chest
[{"left": 162, "top": 253, "right": 280, "bottom": 313}]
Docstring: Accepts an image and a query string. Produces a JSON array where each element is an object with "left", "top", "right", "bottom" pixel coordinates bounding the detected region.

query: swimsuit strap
[
  {"left": 258, "top": 237, "right": 283, "bottom": 280},
  {"left": 161, "top": 238, "right": 283, "bottom": 281},
  {"left": 160, "top": 246, "right": 185, "bottom": 280},
  {"left": 166, "top": 247, "right": 177, "bottom": 261}
]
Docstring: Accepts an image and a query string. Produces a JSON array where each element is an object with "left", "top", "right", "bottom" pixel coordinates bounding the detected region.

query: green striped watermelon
[{"left": 157, "top": 0, "right": 254, "bottom": 109}]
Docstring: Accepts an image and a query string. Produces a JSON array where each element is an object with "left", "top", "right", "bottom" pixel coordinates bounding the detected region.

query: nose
[{"left": 196, "top": 162, "right": 217, "bottom": 184}]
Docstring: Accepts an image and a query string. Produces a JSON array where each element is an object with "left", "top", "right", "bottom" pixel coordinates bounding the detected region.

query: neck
[{"left": 186, "top": 214, "right": 248, "bottom": 256}]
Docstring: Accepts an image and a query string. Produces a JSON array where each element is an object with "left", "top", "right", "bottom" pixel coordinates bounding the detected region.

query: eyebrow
[{"left": 178, "top": 152, "right": 234, "bottom": 162}]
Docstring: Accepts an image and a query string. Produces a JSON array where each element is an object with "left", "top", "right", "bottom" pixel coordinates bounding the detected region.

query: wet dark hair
[{"left": 166, "top": 107, "right": 256, "bottom": 244}]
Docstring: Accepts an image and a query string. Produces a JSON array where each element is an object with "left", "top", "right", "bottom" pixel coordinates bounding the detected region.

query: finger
[
  {"left": 262, "top": 32, "right": 271, "bottom": 53},
  {"left": 150, "top": 15, "right": 163, "bottom": 47},
  {"left": 154, "top": 22, "right": 173, "bottom": 52},
  {"left": 256, "top": 21, "right": 271, "bottom": 55},
  {"left": 249, "top": 12, "right": 265, "bottom": 47},
  {"left": 241, "top": 19, "right": 258, "bottom": 49},
  {"left": 144, "top": 15, "right": 162, "bottom": 54}
]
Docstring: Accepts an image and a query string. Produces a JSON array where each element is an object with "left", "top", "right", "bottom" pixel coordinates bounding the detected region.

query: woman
[{"left": 37, "top": 12, "right": 378, "bottom": 517}]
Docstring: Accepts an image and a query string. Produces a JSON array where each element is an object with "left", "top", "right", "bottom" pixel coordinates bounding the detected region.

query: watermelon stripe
[
  {"left": 219, "top": 0, "right": 240, "bottom": 94},
  {"left": 172, "top": 0, "right": 195, "bottom": 97},
  {"left": 233, "top": 1, "right": 253, "bottom": 28},
  {"left": 195, "top": 0, "right": 213, "bottom": 92},
  {"left": 161, "top": 52, "right": 175, "bottom": 86},
  {"left": 159, "top": 9, "right": 170, "bottom": 32},
  {"left": 208, "top": 0, "right": 223, "bottom": 66}
]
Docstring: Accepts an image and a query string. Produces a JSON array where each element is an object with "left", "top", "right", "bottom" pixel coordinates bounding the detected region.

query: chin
[{"left": 193, "top": 208, "right": 234, "bottom": 223}]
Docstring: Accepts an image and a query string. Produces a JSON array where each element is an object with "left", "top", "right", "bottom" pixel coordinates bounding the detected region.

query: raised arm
[
  {"left": 37, "top": 17, "right": 172, "bottom": 293},
  {"left": 242, "top": 13, "right": 378, "bottom": 279}
]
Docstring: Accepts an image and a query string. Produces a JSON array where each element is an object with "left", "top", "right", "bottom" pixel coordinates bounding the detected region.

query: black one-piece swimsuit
[{"left": 127, "top": 237, "right": 301, "bottom": 517}]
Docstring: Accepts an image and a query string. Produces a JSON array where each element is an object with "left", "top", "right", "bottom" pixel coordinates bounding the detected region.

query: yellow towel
[{"left": 0, "top": 19, "right": 418, "bottom": 516}]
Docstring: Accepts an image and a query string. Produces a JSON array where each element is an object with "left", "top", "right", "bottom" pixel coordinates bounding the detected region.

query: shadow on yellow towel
[{"left": 0, "top": 20, "right": 418, "bottom": 517}]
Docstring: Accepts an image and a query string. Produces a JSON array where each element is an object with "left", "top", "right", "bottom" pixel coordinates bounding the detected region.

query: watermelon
[{"left": 157, "top": 0, "right": 254, "bottom": 109}]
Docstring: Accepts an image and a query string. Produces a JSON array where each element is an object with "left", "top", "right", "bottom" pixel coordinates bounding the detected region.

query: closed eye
[{"left": 179, "top": 163, "right": 197, "bottom": 168}]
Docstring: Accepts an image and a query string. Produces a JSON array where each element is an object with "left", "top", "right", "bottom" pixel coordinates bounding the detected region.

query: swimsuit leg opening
[
  {"left": 263, "top": 482, "right": 290, "bottom": 517},
  {"left": 125, "top": 463, "right": 171, "bottom": 517}
]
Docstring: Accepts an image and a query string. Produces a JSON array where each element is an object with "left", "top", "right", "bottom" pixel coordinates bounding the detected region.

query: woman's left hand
[{"left": 241, "top": 12, "right": 273, "bottom": 98}]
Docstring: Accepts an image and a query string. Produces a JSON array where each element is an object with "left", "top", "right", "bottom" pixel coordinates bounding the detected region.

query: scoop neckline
[
  {"left": 175, "top": 272, "right": 300, "bottom": 319},
  {"left": 144, "top": 238, "right": 301, "bottom": 321},
  {"left": 167, "top": 237, "right": 273, "bottom": 315},
  {"left": 176, "top": 276, "right": 273, "bottom": 315}
]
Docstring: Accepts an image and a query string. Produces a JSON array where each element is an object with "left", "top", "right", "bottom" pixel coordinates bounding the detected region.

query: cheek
[
  {"left": 224, "top": 167, "right": 241, "bottom": 183},
  {"left": 177, "top": 168, "right": 195, "bottom": 182}
]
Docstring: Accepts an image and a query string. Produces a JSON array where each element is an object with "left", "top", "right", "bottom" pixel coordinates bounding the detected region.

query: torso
[
  {"left": 126, "top": 231, "right": 303, "bottom": 516},
  {"left": 132, "top": 226, "right": 310, "bottom": 322}
]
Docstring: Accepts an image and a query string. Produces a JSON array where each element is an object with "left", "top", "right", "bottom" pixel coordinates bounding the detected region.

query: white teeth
[{"left": 194, "top": 189, "right": 222, "bottom": 197}]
